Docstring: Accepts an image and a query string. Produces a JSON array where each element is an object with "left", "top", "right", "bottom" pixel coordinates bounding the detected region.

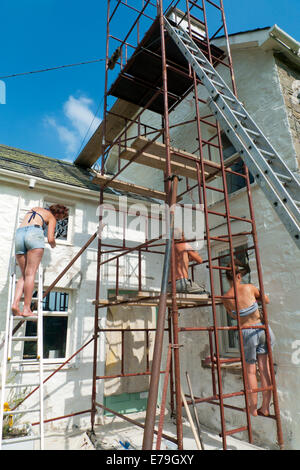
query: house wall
[
  {"left": 275, "top": 55, "right": 300, "bottom": 169},
  {"left": 104, "top": 43, "right": 300, "bottom": 449}
]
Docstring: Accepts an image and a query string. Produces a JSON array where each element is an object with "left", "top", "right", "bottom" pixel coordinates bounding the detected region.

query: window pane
[
  {"left": 23, "top": 317, "right": 68, "bottom": 360},
  {"left": 25, "top": 291, "right": 69, "bottom": 359}
]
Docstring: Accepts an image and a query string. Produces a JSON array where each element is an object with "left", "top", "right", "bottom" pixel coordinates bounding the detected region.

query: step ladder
[
  {"left": 0, "top": 263, "right": 45, "bottom": 450},
  {"left": 164, "top": 17, "right": 300, "bottom": 250}
]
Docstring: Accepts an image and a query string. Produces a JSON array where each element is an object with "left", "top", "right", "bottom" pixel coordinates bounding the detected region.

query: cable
[
  {"left": 0, "top": 58, "right": 105, "bottom": 80},
  {"left": 75, "top": 96, "right": 104, "bottom": 158}
]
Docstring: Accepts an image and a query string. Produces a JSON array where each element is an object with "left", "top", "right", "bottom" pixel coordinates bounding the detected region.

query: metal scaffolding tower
[{"left": 3, "top": 0, "right": 292, "bottom": 451}]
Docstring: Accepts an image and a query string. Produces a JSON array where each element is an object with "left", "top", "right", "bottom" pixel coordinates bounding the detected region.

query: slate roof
[
  {"left": 0, "top": 144, "right": 101, "bottom": 192},
  {"left": 0, "top": 143, "right": 158, "bottom": 203}
]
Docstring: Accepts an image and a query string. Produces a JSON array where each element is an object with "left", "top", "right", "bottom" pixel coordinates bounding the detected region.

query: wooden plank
[
  {"left": 93, "top": 291, "right": 220, "bottom": 308},
  {"left": 121, "top": 136, "right": 221, "bottom": 180},
  {"left": 120, "top": 147, "right": 209, "bottom": 181},
  {"left": 92, "top": 172, "right": 168, "bottom": 201}
]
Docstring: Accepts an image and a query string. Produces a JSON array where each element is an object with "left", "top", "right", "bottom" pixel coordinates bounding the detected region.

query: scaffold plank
[{"left": 91, "top": 172, "right": 168, "bottom": 200}]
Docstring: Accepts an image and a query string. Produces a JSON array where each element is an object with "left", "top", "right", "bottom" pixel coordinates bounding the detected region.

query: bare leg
[
  {"left": 22, "top": 248, "right": 44, "bottom": 317},
  {"left": 11, "top": 254, "right": 26, "bottom": 316},
  {"left": 257, "top": 354, "right": 272, "bottom": 416},
  {"left": 245, "top": 362, "right": 258, "bottom": 416}
]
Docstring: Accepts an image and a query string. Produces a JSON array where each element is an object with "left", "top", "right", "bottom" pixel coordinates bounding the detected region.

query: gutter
[
  {"left": 0, "top": 167, "right": 159, "bottom": 208},
  {"left": 265, "top": 24, "right": 300, "bottom": 57},
  {"left": 259, "top": 24, "right": 300, "bottom": 67}
]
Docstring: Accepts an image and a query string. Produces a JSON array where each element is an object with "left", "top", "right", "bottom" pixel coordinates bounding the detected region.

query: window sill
[{"left": 14, "top": 360, "right": 78, "bottom": 373}]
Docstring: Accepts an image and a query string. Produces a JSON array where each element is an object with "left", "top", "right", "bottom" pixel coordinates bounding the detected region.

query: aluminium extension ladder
[
  {"left": 164, "top": 17, "right": 300, "bottom": 250},
  {"left": 0, "top": 262, "right": 45, "bottom": 450}
]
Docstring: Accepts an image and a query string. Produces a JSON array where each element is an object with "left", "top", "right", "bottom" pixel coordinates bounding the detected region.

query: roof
[
  {"left": 0, "top": 143, "right": 101, "bottom": 191},
  {"left": 0, "top": 143, "right": 161, "bottom": 203},
  {"left": 216, "top": 26, "right": 271, "bottom": 39}
]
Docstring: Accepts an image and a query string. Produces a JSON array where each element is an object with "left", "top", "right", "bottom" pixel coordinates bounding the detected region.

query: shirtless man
[
  {"left": 222, "top": 260, "right": 275, "bottom": 417},
  {"left": 168, "top": 229, "right": 209, "bottom": 295},
  {"left": 11, "top": 204, "right": 68, "bottom": 317}
]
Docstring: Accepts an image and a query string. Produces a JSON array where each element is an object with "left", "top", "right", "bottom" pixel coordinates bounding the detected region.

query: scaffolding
[{"left": 2, "top": 0, "right": 285, "bottom": 451}]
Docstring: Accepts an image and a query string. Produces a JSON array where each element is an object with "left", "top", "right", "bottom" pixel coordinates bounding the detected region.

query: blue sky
[{"left": 0, "top": 0, "right": 299, "bottom": 163}]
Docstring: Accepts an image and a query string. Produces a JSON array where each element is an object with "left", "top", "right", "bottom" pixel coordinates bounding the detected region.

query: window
[
  {"left": 23, "top": 290, "right": 70, "bottom": 361},
  {"left": 43, "top": 201, "right": 72, "bottom": 243},
  {"left": 221, "top": 133, "right": 254, "bottom": 195},
  {"left": 218, "top": 244, "right": 251, "bottom": 355}
]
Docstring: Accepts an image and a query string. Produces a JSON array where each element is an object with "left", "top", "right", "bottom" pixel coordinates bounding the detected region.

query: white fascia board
[
  {"left": 0, "top": 167, "right": 156, "bottom": 208},
  {"left": 213, "top": 25, "right": 300, "bottom": 66},
  {"left": 259, "top": 25, "right": 300, "bottom": 67}
]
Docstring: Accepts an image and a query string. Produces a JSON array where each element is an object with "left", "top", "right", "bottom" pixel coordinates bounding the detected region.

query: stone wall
[{"left": 275, "top": 55, "right": 300, "bottom": 169}]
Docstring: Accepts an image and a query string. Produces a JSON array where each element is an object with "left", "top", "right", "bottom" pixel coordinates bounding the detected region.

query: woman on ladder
[{"left": 11, "top": 204, "right": 69, "bottom": 317}]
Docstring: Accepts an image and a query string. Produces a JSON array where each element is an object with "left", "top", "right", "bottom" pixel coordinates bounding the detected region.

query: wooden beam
[
  {"left": 120, "top": 136, "right": 221, "bottom": 181},
  {"left": 92, "top": 172, "right": 168, "bottom": 201}
]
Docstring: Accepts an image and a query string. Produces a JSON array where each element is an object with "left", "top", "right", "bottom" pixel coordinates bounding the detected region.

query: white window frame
[
  {"left": 23, "top": 288, "right": 73, "bottom": 366},
  {"left": 42, "top": 198, "right": 74, "bottom": 246}
]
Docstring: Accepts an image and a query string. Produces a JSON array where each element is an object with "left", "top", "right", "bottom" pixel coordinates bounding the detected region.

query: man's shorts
[
  {"left": 15, "top": 226, "right": 45, "bottom": 255},
  {"left": 242, "top": 323, "right": 275, "bottom": 364},
  {"left": 168, "top": 278, "right": 210, "bottom": 295}
]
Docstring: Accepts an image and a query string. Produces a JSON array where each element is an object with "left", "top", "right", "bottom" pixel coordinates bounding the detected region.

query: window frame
[
  {"left": 23, "top": 288, "right": 73, "bottom": 365},
  {"left": 42, "top": 199, "right": 74, "bottom": 246}
]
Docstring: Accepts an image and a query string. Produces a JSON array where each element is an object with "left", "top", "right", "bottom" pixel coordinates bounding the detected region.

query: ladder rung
[
  {"left": 222, "top": 94, "right": 236, "bottom": 103},
  {"left": 187, "top": 45, "right": 198, "bottom": 53},
  {"left": 258, "top": 148, "right": 276, "bottom": 158},
  {"left": 8, "top": 359, "right": 40, "bottom": 364},
  {"left": 2, "top": 435, "right": 40, "bottom": 445},
  {"left": 211, "top": 79, "right": 225, "bottom": 89},
  {"left": 233, "top": 110, "right": 247, "bottom": 119},
  {"left": 274, "top": 172, "right": 292, "bottom": 183},
  {"left": 202, "top": 67, "right": 215, "bottom": 75},
  {"left": 195, "top": 56, "right": 206, "bottom": 64},
  {"left": 294, "top": 200, "right": 300, "bottom": 207},
  {"left": 12, "top": 316, "right": 38, "bottom": 321},
  {"left": 243, "top": 127, "right": 261, "bottom": 138},
  {"left": 12, "top": 336, "right": 38, "bottom": 342},
  {"left": 182, "top": 36, "right": 191, "bottom": 44},
  {"left": 223, "top": 426, "right": 249, "bottom": 437},
  {"left": 4, "top": 409, "right": 40, "bottom": 416},
  {"left": 5, "top": 383, "right": 40, "bottom": 389}
]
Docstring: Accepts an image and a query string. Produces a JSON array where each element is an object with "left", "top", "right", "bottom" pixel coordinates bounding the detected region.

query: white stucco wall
[
  {"left": 103, "top": 39, "right": 300, "bottom": 449},
  {"left": 0, "top": 171, "right": 166, "bottom": 435}
]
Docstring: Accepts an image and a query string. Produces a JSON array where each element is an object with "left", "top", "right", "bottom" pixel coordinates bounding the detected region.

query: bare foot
[
  {"left": 257, "top": 408, "right": 270, "bottom": 417},
  {"left": 250, "top": 408, "right": 258, "bottom": 417},
  {"left": 12, "top": 305, "right": 22, "bottom": 316},
  {"left": 22, "top": 309, "right": 37, "bottom": 317}
]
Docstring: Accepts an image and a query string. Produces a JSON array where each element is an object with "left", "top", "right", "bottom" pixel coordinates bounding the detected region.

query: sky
[{"left": 0, "top": 0, "right": 299, "bottom": 163}]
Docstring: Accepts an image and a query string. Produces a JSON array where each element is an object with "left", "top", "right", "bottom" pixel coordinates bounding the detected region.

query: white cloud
[{"left": 45, "top": 95, "right": 101, "bottom": 157}]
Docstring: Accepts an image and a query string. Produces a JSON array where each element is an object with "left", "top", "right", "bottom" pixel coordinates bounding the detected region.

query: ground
[{"left": 38, "top": 411, "right": 264, "bottom": 451}]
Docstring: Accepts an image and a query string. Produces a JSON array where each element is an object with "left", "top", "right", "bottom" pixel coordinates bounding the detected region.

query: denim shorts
[
  {"left": 15, "top": 226, "right": 45, "bottom": 255},
  {"left": 242, "top": 323, "right": 275, "bottom": 364}
]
